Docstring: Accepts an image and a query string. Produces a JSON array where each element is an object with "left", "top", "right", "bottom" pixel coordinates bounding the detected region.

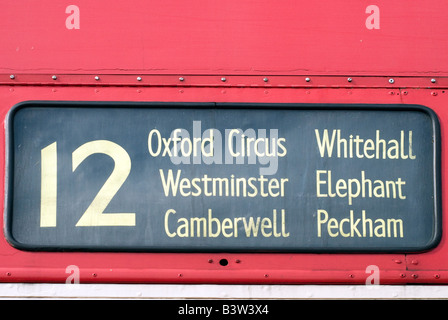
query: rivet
[
  {"left": 52, "top": 75, "right": 57, "bottom": 80},
  {"left": 208, "top": 259, "right": 213, "bottom": 263},
  {"left": 431, "top": 78, "right": 436, "bottom": 83},
  {"left": 394, "top": 259, "right": 402, "bottom": 264},
  {"left": 431, "top": 91, "right": 438, "bottom": 96},
  {"left": 6, "top": 272, "right": 11, "bottom": 276},
  {"left": 411, "top": 274, "right": 418, "bottom": 279},
  {"left": 264, "top": 274, "right": 269, "bottom": 278},
  {"left": 411, "top": 260, "right": 418, "bottom": 265},
  {"left": 349, "top": 274, "right": 355, "bottom": 278},
  {"left": 235, "top": 259, "right": 241, "bottom": 263},
  {"left": 400, "top": 273, "right": 406, "bottom": 278},
  {"left": 137, "top": 76, "right": 142, "bottom": 81},
  {"left": 178, "top": 273, "right": 183, "bottom": 277},
  {"left": 305, "top": 77, "right": 311, "bottom": 82},
  {"left": 403, "top": 91, "right": 408, "bottom": 95},
  {"left": 9, "top": 75, "right": 15, "bottom": 80},
  {"left": 92, "top": 273, "right": 97, "bottom": 277},
  {"left": 221, "top": 77, "right": 227, "bottom": 82},
  {"left": 347, "top": 77, "right": 353, "bottom": 82},
  {"left": 388, "top": 78, "right": 395, "bottom": 84},
  {"left": 434, "top": 274, "right": 441, "bottom": 279},
  {"left": 263, "top": 77, "right": 269, "bottom": 82},
  {"left": 179, "top": 77, "right": 185, "bottom": 81},
  {"left": 94, "top": 76, "right": 100, "bottom": 81}
]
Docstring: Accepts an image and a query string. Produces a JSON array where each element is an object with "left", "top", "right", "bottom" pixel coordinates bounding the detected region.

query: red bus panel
[{"left": 0, "top": 1, "right": 447, "bottom": 284}]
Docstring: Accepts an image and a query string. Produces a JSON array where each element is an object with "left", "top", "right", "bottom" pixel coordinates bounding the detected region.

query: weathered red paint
[
  {"left": 0, "top": 0, "right": 447, "bottom": 284},
  {"left": 1, "top": 1, "right": 448, "bottom": 76}
]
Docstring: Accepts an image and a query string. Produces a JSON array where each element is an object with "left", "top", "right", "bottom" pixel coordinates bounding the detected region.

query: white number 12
[{"left": 40, "top": 140, "right": 136, "bottom": 227}]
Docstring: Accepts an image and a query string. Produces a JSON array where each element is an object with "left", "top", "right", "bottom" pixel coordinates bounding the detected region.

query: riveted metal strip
[{"left": 1, "top": 74, "right": 447, "bottom": 89}]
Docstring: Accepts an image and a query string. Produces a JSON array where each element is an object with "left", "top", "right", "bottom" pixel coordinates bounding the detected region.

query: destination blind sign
[{"left": 5, "top": 102, "right": 441, "bottom": 252}]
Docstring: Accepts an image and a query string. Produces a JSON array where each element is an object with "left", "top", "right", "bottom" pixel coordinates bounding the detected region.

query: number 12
[{"left": 40, "top": 140, "right": 136, "bottom": 227}]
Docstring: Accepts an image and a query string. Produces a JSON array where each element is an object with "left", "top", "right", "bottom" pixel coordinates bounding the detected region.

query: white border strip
[{"left": 1, "top": 284, "right": 448, "bottom": 299}]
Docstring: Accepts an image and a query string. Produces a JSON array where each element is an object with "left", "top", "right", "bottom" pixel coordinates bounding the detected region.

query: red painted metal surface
[
  {"left": 0, "top": 1, "right": 447, "bottom": 284},
  {"left": 1, "top": 1, "right": 448, "bottom": 76}
]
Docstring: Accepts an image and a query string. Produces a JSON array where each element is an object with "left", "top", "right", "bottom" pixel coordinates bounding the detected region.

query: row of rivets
[
  {"left": 174, "top": 76, "right": 438, "bottom": 85},
  {"left": 208, "top": 258, "right": 241, "bottom": 265},
  {"left": 0, "top": 270, "right": 442, "bottom": 281},
  {"left": 5, "top": 75, "right": 442, "bottom": 85}
]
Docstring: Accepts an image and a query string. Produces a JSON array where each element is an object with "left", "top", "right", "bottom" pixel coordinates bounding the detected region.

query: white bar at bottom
[{"left": 0, "top": 284, "right": 448, "bottom": 299}]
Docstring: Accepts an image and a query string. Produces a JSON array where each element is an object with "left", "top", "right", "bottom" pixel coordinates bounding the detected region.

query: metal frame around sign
[{"left": 3, "top": 101, "right": 442, "bottom": 254}]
